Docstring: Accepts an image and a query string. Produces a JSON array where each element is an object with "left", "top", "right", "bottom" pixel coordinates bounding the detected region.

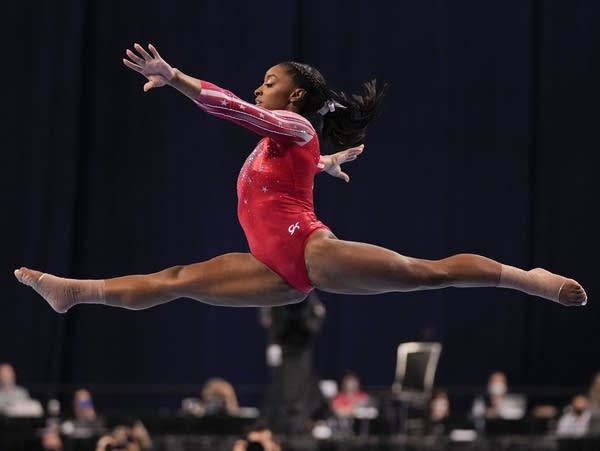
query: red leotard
[{"left": 194, "top": 81, "right": 329, "bottom": 292}]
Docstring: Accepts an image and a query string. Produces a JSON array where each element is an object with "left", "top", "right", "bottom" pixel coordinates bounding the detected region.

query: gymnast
[{"left": 14, "top": 43, "right": 587, "bottom": 312}]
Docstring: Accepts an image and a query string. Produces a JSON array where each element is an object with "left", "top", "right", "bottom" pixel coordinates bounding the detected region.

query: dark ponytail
[{"left": 282, "top": 62, "right": 387, "bottom": 148}]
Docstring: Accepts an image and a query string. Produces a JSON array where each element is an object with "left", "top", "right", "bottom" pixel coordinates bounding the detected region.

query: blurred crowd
[
  {"left": 465, "top": 370, "right": 600, "bottom": 439},
  {"left": 2, "top": 288, "right": 599, "bottom": 451},
  {"left": 3, "top": 359, "right": 600, "bottom": 451},
  {"left": 0, "top": 362, "right": 154, "bottom": 450}
]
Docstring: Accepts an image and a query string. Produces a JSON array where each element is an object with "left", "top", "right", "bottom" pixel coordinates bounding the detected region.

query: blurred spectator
[
  {"left": 556, "top": 394, "right": 591, "bottom": 438},
  {"left": 429, "top": 388, "right": 450, "bottom": 422},
  {"left": 331, "top": 371, "right": 370, "bottom": 418},
  {"left": 428, "top": 388, "right": 450, "bottom": 435},
  {"left": 73, "top": 388, "right": 97, "bottom": 421},
  {"left": 40, "top": 426, "right": 63, "bottom": 451},
  {"left": 471, "top": 371, "right": 525, "bottom": 421},
  {"left": 260, "top": 292, "right": 328, "bottom": 434},
  {"left": 232, "top": 422, "right": 281, "bottom": 451},
  {"left": 95, "top": 420, "right": 152, "bottom": 451},
  {"left": 182, "top": 377, "right": 239, "bottom": 417},
  {"left": 0, "top": 363, "right": 30, "bottom": 413},
  {"left": 0, "top": 363, "right": 42, "bottom": 417},
  {"left": 61, "top": 388, "right": 105, "bottom": 438},
  {"left": 202, "top": 378, "right": 239, "bottom": 416},
  {"left": 531, "top": 404, "right": 559, "bottom": 420},
  {"left": 483, "top": 371, "right": 508, "bottom": 419}
]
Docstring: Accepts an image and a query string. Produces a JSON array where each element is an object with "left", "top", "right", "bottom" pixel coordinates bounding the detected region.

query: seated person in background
[
  {"left": 471, "top": 371, "right": 525, "bottom": 420},
  {"left": 74, "top": 388, "right": 99, "bottom": 422},
  {"left": 429, "top": 388, "right": 450, "bottom": 422},
  {"left": 531, "top": 404, "right": 559, "bottom": 420},
  {"left": 203, "top": 377, "right": 240, "bottom": 415},
  {"left": 331, "top": 371, "right": 370, "bottom": 418},
  {"left": 427, "top": 388, "right": 451, "bottom": 435},
  {"left": 232, "top": 422, "right": 281, "bottom": 451},
  {"left": 61, "top": 388, "right": 105, "bottom": 438},
  {"left": 0, "top": 363, "right": 37, "bottom": 416},
  {"left": 0, "top": 363, "right": 30, "bottom": 412},
  {"left": 95, "top": 420, "right": 152, "bottom": 451},
  {"left": 182, "top": 377, "right": 240, "bottom": 416},
  {"left": 556, "top": 394, "right": 591, "bottom": 438},
  {"left": 40, "top": 425, "right": 64, "bottom": 451}
]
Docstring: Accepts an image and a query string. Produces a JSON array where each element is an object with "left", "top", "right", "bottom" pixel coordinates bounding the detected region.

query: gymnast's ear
[{"left": 289, "top": 87, "right": 306, "bottom": 104}]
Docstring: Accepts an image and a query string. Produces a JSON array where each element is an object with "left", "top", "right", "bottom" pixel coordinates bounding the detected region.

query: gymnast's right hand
[
  {"left": 123, "top": 43, "right": 175, "bottom": 92},
  {"left": 319, "top": 144, "right": 364, "bottom": 182}
]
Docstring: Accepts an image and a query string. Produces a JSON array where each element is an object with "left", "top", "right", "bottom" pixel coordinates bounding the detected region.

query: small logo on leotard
[{"left": 288, "top": 222, "right": 300, "bottom": 235}]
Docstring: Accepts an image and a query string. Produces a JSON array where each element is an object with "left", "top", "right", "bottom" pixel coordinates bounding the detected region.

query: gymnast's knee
[
  {"left": 156, "top": 265, "right": 192, "bottom": 291},
  {"left": 405, "top": 259, "right": 451, "bottom": 289},
  {"left": 160, "top": 265, "right": 186, "bottom": 280}
]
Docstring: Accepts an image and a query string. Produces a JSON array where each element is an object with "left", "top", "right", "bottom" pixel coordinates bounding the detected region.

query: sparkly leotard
[{"left": 194, "top": 81, "right": 329, "bottom": 292}]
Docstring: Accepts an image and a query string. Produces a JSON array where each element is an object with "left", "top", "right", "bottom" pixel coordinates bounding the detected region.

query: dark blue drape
[{"left": 3, "top": 0, "right": 599, "bottom": 405}]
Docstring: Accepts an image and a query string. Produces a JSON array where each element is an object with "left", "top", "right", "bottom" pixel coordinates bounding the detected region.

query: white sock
[
  {"left": 498, "top": 265, "right": 573, "bottom": 303},
  {"left": 15, "top": 268, "right": 105, "bottom": 313}
]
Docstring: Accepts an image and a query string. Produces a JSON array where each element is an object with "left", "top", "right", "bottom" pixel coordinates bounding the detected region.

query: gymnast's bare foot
[{"left": 14, "top": 267, "right": 105, "bottom": 313}]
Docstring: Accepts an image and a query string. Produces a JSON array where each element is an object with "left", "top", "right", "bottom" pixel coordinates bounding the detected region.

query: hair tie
[{"left": 317, "top": 100, "right": 345, "bottom": 116}]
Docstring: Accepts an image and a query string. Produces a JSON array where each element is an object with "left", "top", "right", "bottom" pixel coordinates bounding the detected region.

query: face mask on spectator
[
  {"left": 0, "top": 375, "right": 14, "bottom": 388},
  {"left": 488, "top": 382, "right": 507, "bottom": 397}
]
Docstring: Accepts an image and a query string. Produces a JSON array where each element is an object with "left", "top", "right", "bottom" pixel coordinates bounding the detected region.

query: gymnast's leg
[
  {"left": 14, "top": 253, "right": 306, "bottom": 313},
  {"left": 304, "top": 230, "right": 587, "bottom": 306}
]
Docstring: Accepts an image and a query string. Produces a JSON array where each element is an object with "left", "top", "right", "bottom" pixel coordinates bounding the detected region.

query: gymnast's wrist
[{"left": 168, "top": 68, "right": 181, "bottom": 85}]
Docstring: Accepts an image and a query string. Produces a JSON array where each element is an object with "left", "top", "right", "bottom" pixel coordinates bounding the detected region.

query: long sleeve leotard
[{"left": 194, "top": 81, "right": 330, "bottom": 292}]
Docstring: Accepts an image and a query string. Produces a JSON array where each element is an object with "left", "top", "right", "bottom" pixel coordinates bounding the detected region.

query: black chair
[{"left": 391, "top": 342, "right": 442, "bottom": 435}]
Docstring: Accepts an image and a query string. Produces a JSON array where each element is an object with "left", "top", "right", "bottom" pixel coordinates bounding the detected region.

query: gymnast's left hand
[
  {"left": 123, "top": 43, "right": 176, "bottom": 92},
  {"left": 319, "top": 144, "right": 364, "bottom": 182}
]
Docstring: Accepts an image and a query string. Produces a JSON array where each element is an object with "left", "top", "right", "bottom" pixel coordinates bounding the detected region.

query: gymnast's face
[{"left": 254, "top": 65, "right": 305, "bottom": 112}]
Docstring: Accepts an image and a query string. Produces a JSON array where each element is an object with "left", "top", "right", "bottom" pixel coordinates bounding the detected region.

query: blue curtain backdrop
[{"left": 2, "top": 0, "right": 599, "bottom": 405}]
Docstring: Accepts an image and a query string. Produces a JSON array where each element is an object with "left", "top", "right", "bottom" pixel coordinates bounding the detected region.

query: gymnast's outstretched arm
[
  {"left": 124, "top": 43, "right": 315, "bottom": 145},
  {"left": 123, "top": 43, "right": 364, "bottom": 179}
]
